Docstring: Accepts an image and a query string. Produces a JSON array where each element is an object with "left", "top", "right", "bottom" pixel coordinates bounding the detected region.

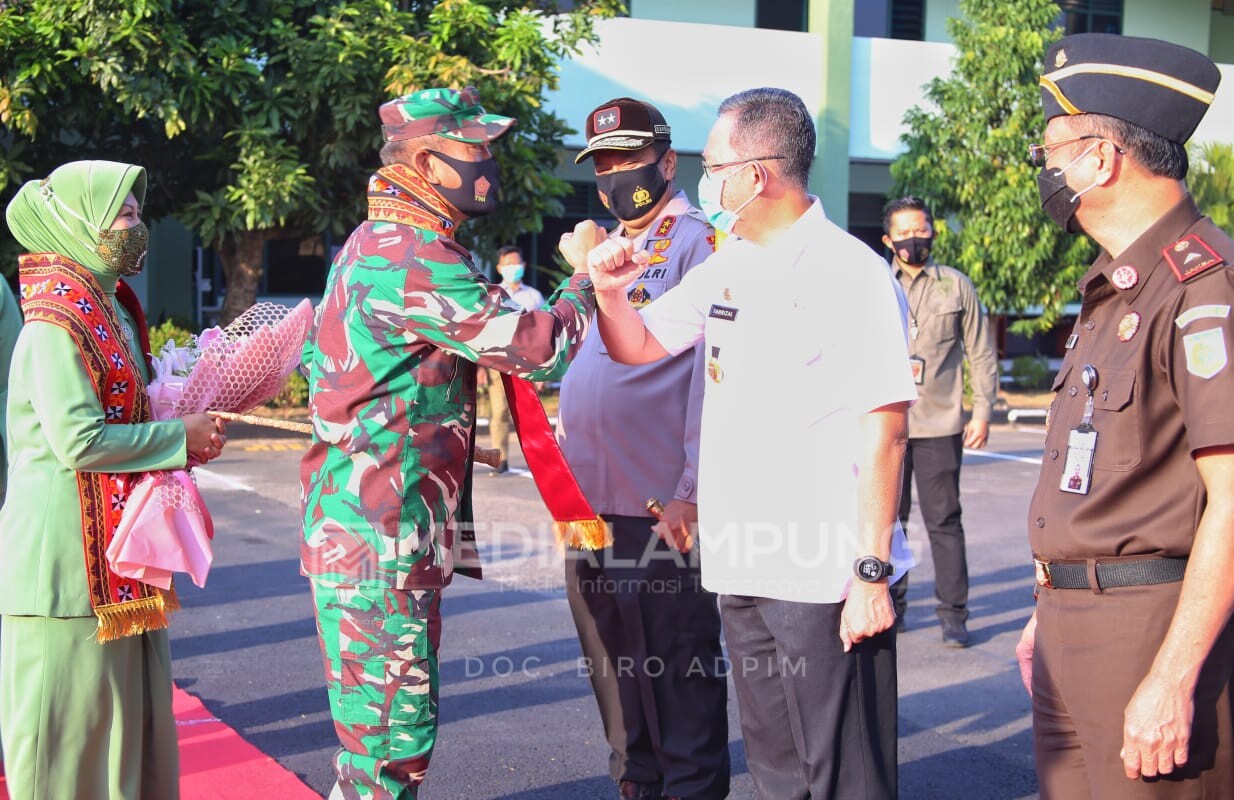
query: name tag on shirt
[{"left": 709, "top": 304, "right": 739, "bottom": 322}]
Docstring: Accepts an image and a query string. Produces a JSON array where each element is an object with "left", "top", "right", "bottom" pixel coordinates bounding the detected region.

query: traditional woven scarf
[
  {"left": 19, "top": 253, "right": 174, "bottom": 641},
  {"left": 367, "top": 164, "right": 457, "bottom": 235}
]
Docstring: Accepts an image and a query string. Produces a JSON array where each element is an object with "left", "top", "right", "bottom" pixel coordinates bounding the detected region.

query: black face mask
[
  {"left": 891, "top": 235, "right": 932, "bottom": 267},
  {"left": 595, "top": 157, "right": 669, "bottom": 222},
  {"left": 427, "top": 150, "right": 502, "bottom": 218},
  {"left": 1037, "top": 167, "right": 1084, "bottom": 234}
]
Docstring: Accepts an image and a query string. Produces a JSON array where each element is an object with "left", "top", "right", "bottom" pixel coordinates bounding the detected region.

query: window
[
  {"left": 757, "top": 0, "right": 807, "bottom": 32},
  {"left": 264, "top": 235, "right": 328, "bottom": 295},
  {"left": 1058, "top": 0, "right": 1123, "bottom": 35},
  {"left": 888, "top": 0, "right": 924, "bottom": 40}
]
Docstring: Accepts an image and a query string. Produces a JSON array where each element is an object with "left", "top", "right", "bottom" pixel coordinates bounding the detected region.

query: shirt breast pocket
[
  {"left": 1091, "top": 368, "right": 1140, "bottom": 472},
  {"left": 932, "top": 300, "right": 963, "bottom": 344}
]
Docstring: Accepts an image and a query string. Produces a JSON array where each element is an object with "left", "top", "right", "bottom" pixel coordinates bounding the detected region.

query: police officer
[
  {"left": 1015, "top": 34, "right": 1234, "bottom": 797},
  {"left": 557, "top": 97, "right": 729, "bottom": 800}
]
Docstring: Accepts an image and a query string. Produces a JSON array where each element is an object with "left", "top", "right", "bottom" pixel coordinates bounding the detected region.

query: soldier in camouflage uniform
[{"left": 300, "top": 87, "right": 599, "bottom": 800}]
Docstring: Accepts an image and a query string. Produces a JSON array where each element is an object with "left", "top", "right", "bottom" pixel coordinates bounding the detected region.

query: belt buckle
[{"left": 1034, "top": 559, "right": 1053, "bottom": 589}]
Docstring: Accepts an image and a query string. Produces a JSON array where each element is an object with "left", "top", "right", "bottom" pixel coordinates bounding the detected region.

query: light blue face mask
[
  {"left": 697, "top": 163, "right": 761, "bottom": 234},
  {"left": 498, "top": 262, "right": 525, "bottom": 283}
]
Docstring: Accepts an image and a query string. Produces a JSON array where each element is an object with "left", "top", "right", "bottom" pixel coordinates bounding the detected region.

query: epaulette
[
  {"left": 650, "top": 215, "right": 677, "bottom": 240},
  {"left": 1163, "top": 234, "right": 1225, "bottom": 282}
]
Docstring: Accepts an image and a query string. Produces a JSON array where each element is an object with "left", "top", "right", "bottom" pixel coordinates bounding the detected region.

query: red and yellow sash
[
  {"left": 368, "top": 164, "right": 456, "bottom": 236},
  {"left": 19, "top": 253, "right": 175, "bottom": 642}
]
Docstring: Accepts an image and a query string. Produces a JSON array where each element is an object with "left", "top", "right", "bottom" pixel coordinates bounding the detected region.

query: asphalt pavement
[{"left": 173, "top": 419, "right": 1049, "bottom": 799}]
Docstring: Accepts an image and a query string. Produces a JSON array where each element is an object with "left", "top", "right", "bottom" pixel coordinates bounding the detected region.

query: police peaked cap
[{"left": 1040, "top": 33, "right": 1221, "bottom": 145}]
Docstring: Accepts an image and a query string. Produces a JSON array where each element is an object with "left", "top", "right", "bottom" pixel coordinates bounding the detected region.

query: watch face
[{"left": 859, "top": 558, "right": 882, "bottom": 580}]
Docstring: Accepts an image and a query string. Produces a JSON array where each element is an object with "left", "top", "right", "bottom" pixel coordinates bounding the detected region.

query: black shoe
[
  {"left": 618, "top": 780, "right": 662, "bottom": 800},
  {"left": 941, "top": 618, "right": 970, "bottom": 648},
  {"left": 489, "top": 460, "right": 509, "bottom": 476}
]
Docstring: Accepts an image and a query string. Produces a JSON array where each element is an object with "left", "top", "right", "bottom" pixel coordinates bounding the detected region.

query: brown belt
[{"left": 1034, "top": 556, "right": 1188, "bottom": 590}]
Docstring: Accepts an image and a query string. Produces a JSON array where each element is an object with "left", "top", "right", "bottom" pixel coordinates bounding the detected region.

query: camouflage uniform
[{"left": 301, "top": 156, "right": 595, "bottom": 798}]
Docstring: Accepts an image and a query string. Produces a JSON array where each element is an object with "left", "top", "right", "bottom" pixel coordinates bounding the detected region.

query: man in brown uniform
[{"left": 1014, "top": 33, "right": 1234, "bottom": 798}]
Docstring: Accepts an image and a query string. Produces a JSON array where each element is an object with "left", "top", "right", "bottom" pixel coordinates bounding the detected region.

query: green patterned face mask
[{"left": 96, "top": 222, "right": 149, "bottom": 276}]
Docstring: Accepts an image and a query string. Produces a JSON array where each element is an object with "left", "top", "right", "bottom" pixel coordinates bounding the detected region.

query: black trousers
[
  {"left": 565, "top": 515, "right": 730, "bottom": 800},
  {"left": 721, "top": 594, "right": 897, "bottom": 800},
  {"left": 890, "top": 433, "right": 969, "bottom": 625}
]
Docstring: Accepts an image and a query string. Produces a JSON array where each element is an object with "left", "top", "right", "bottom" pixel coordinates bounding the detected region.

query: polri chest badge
[
  {"left": 1118, "top": 311, "right": 1141, "bottom": 342},
  {"left": 723, "top": 287, "right": 732, "bottom": 301},
  {"left": 1111, "top": 265, "right": 1138, "bottom": 290}
]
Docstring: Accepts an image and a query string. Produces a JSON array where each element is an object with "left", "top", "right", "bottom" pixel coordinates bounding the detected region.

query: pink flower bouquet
[{"left": 106, "top": 300, "right": 315, "bottom": 589}]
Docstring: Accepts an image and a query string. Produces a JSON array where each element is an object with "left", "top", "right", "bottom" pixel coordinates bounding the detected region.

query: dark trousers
[
  {"left": 890, "top": 433, "right": 969, "bottom": 625},
  {"left": 720, "top": 594, "right": 897, "bottom": 800},
  {"left": 565, "top": 515, "right": 730, "bottom": 800}
]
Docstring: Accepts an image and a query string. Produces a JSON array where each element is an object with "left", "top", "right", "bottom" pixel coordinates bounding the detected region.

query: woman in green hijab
[{"left": 0, "top": 160, "right": 228, "bottom": 800}]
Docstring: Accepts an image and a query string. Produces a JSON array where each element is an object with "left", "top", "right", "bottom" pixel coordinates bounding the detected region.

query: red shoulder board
[
  {"left": 1164, "top": 234, "right": 1225, "bottom": 282},
  {"left": 652, "top": 215, "right": 676, "bottom": 239}
]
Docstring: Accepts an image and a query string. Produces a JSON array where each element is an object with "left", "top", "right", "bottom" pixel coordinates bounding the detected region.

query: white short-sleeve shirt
[{"left": 641, "top": 199, "right": 918, "bottom": 603}]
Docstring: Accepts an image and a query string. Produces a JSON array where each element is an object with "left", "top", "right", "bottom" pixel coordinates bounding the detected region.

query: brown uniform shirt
[
  {"left": 895, "top": 262, "right": 1000, "bottom": 438},
  {"left": 1029, "top": 197, "right": 1234, "bottom": 560}
]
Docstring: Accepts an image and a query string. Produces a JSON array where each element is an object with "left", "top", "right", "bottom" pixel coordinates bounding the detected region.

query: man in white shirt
[
  {"left": 571, "top": 87, "right": 916, "bottom": 799},
  {"left": 486, "top": 245, "right": 545, "bottom": 473}
]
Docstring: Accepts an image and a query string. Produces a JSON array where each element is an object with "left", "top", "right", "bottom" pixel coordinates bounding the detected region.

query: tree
[
  {"left": 1191, "top": 141, "right": 1234, "bottom": 237},
  {"left": 0, "top": 0, "right": 623, "bottom": 322},
  {"left": 891, "top": 0, "right": 1094, "bottom": 334}
]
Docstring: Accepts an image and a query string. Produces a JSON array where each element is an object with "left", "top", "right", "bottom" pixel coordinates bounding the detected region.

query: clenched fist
[{"left": 558, "top": 219, "right": 608, "bottom": 274}]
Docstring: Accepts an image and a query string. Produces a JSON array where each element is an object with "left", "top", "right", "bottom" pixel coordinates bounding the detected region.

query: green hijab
[{"left": 4, "top": 160, "right": 147, "bottom": 278}]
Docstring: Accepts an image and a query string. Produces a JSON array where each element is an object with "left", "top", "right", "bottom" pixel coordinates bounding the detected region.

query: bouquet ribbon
[{"left": 501, "top": 373, "right": 610, "bottom": 550}]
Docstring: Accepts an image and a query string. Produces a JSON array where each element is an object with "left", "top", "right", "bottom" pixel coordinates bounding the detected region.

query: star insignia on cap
[{"left": 1055, "top": 49, "right": 1067, "bottom": 68}]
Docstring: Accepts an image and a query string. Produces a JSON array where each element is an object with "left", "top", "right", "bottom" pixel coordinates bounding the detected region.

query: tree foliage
[
  {"left": 0, "top": 0, "right": 623, "bottom": 321},
  {"left": 1191, "top": 141, "right": 1234, "bottom": 237},
  {"left": 891, "top": 0, "right": 1094, "bottom": 334}
]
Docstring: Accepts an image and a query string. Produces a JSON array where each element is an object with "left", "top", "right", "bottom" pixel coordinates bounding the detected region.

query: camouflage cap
[{"left": 379, "top": 86, "right": 516, "bottom": 144}]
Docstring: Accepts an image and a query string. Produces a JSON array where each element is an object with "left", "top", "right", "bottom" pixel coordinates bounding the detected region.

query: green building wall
[
  {"left": 1123, "top": 0, "right": 1211, "bottom": 53},
  {"left": 145, "top": 218, "right": 195, "bottom": 325},
  {"left": 808, "top": 0, "right": 854, "bottom": 227}
]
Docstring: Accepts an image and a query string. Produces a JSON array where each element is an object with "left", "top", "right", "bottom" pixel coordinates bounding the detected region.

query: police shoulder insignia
[
  {"left": 1164, "top": 235, "right": 1225, "bottom": 282},
  {"left": 1183, "top": 327, "right": 1228, "bottom": 379},
  {"left": 653, "top": 216, "right": 677, "bottom": 239},
  {"left": 1054, "top": 49, "right": 1067, "bottom": 68}
]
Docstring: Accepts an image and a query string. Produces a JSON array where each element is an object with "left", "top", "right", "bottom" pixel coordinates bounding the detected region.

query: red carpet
[{"left": 0, "top": 685, "right": 321, "bottom": 799}]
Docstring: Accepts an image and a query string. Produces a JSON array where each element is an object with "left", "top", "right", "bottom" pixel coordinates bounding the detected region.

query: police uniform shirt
[
  {"left": 1029, "top": 197, "right": 1234, "bottom": 560},
  {"left": 557, "top": 191, "right": 712, "bottom": 515},
  {"left": 641, "top": 199, "right": 918, "bottom": 603}
]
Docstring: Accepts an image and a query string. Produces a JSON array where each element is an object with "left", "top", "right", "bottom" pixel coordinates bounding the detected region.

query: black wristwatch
[{"left": 853, "top": 556, "right": 895, "bottom": 583}]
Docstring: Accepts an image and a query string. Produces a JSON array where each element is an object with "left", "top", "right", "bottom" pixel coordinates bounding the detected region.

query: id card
[
  {"left": 1059, "top": 428, "right": 1097, "bottom": 495},
  {"left": 909, "top": 356, "right": 926, "bottom": 385}
]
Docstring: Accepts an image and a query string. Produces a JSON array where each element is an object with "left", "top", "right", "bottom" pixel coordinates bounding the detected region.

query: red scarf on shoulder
[{"left": 19, "top": 253, "right": 175, "bottom": 642}]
